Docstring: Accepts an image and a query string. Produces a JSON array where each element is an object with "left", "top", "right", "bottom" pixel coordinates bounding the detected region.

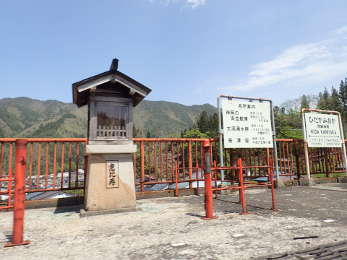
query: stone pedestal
[{"left": 84, "top": 144, "right": 137, "bottom": 213}]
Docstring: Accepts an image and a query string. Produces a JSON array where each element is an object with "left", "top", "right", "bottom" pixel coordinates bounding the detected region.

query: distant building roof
[{"left": 72, "top": 58, "right": 151, "bottom": 107}]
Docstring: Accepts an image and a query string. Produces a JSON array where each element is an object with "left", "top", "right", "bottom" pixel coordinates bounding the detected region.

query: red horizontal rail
[
  {"left": 244, "top": 184, "right": 272, "bottom": 188},
  {"left": 213, "top": 186, "right": 242, "bottom": 191},
  {"left": 133, "top": 138, "right": 212, "bottom": 142},
  {"left": 1, "top": 138, "right": 347, "bottom": 142},
  {"left": 0, "top": 138, "right": 87, "bottom": 143},
  {"left": 0, "top": 191, "right": 12, "bottom": 195},
  {"left": 0, "top": 178, "right": 13, "bottom": 181},
  {"left": 213, "top": 165, "right": 271, "bottom": 171},
  {"left": 25, "top": 187, "right": 83, "bottom": 193},
  {"left": 0, "top": 206, "right": 13, "bottom": 210}
]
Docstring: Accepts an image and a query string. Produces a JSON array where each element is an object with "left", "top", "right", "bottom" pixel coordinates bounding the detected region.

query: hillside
[
  {"left": 0, "top": 97, "right": 216, "bottom": 138},
  {"left": 279, "top": 95, "right": 319, "bottom": 112}
]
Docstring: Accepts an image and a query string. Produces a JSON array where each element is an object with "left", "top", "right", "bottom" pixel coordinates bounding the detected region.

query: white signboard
[
  {"left": 304, "top": 113, "right": 342, "bottom": 148},
  {"left": 221, "top": 99, "right": 273, "bottom": 148}
]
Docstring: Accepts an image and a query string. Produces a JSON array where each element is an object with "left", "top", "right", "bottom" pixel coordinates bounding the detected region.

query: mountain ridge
[{"left": 0, "top": 97, "right": 217, "bottom": 138}]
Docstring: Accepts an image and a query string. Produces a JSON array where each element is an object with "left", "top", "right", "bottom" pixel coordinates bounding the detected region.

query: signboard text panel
[
  {"left": 222, "top": 99, "right": 273, "bottom": 148},
  {"left": 304, "top": 113, "right": 342, "bottom": 148}
]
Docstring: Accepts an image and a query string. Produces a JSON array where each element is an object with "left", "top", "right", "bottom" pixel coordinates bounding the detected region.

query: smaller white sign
[{"left": 304, "top": 113, "right": 342, "bottom": 148}]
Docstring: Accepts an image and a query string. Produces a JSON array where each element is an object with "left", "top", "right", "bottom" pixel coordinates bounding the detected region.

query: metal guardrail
[
  {"left": 0, "top": 137, "right": 346, "bottom": 211},
  {"left": 133, "top": 138, "right": 212, "bottom": 192}
]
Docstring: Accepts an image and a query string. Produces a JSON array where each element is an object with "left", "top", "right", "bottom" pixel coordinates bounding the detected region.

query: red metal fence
[
  {"left": 217, "top": 139, "right": 347, "bottom": 178},
  {"left": 218, "top": 139, "right": 298, "bottom": 178},
  {"left": 133, "top": 138, "right": 210, "bottom": 192},
  {"left": 1, "top": 137, "right": 347, "bottom": 211},
  {"left": 24, "top": 138, "right": 86, "bottom": 193},
  {"left": 1, "top": 137, "right": 345, "bottom": 247},
  {"left": 203, "top": 140, "right": 276, "bottom": 219},
  {"left": 0, "top": 140, "right": 14, "bottom": 210},
  {"left": 0, "top": 138, "right": 86, "bottom": 210},
  {"left": 275, "top": 140, "right": 347, "bottom": 178}
]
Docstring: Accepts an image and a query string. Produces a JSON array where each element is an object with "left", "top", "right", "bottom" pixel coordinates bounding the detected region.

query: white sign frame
[
  {"left": 302, "top": 109, "right": 347, "bottom": 184},
  {"left": 221, "top": 98, "right": 273, "bottom": 148},
  {"left": 218, "top": 95, "right": 279, "bottom": 183}
]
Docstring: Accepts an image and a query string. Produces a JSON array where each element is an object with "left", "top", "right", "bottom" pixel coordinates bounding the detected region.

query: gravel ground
[{"left": 1, "top": 186, "right": 347, "bottom": 260}]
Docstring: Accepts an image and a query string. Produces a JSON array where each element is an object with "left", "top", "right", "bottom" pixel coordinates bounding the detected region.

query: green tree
[
  {"left": 339, "top": 79, "right": 347, "bottom": 120},
  {"left": 274, "top": 106, "right": 302, "bottom": 139},
  {"left": 196, "top": 111, "right": 210, "bottom": 133},
  {"left": 181, "top": 128, "right": 209, "bottom": 138},
  {"left": 329, "top": 87, "right": 342, "bottom": 112},
  {"left": 317, "top": 88, "right": 330, "bottom": 110},
  {"left": 208, "top": 113, "right": 219, "bottom": 138},
  {"left": 339, "top": 79, "right": 347, "bottom": 108},
  {"left": 300, "top": 95, "right": 310, "bottom": 110},
  {"left": 194, "top": 111, "right": 219, "bottom": 138},
  {"left": 133, "top": 126, "right": 142, "bottom": 137}
]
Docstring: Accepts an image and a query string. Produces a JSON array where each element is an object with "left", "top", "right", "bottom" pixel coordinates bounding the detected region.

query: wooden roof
[{"left": 72, "top": 59, "right": 151, "bottom": 107}]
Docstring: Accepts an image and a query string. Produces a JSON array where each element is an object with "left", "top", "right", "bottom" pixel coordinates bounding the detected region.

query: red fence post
[
  {"left": 188, "top": 141, "right": 193, "bottom": 190},
  {"left": 5, "top": 139, "right": 30, "bottom": 247},
  {"left": 268, "top": 157, "right": 277, "bottom": 211},
  {"left": 140, "top": 141, "right": 145, "bottom": 192},
  {"left": 203, "top": 139, "right": 217, "bottom": 220},
  {"left": 237, "top": 158, "right": 248, "bottom": 215},
  {"left": 175, "top": 162, "right": 179, "bottom": 197}
]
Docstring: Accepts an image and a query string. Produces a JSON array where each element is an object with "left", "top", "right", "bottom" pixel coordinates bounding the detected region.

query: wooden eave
[{"left": 72, "top": 70, "right": 151, "bottom": 107}]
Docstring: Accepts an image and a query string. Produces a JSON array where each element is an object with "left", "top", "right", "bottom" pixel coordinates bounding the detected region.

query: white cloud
[
  {"left": 335, "top": 25, "right": 347, "bottom": 35},
  {"left": 186, "top": 0, "right": 206, "bottom": 8},
  {"left": 149, "top": 0, "right": 206, "bottom": 8},
  {"left": 228, "top": 25, "right": 347, "bottom": 91}
]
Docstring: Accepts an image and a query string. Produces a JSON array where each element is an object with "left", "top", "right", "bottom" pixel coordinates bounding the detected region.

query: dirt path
[{"left": 1, "top": 186, "right": 347, "bottom": 259}]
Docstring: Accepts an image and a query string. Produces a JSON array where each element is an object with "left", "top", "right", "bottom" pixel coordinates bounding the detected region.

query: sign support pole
[
  {"left": 270, "top": 100, "right": 280, "bottom": 189},
  {"left": 217, "top": 96, "right": 225, "bottom": 182},
  {"left": 302, "top": 111, "right": 312, "bottom": 185},
  {"left": 304, "top": 141, "right": 312, "bottom": 185},
  {"left": 337, "top": 112, "right": 347, "bottom": 176}
]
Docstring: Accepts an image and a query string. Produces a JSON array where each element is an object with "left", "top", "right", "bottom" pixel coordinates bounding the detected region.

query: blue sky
[{"left": 1, "top": 0, "right": 347, "bottom": 106}]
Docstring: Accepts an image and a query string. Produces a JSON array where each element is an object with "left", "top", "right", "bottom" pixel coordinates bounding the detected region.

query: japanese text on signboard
[
  {"left": 304, "top": 113, "right": 342, "bottom": 148},
  {"left": 106, "top": 160, "right": 119, "bottom": 188},
  {"left": 221, "top": 99, "right": 273, "bottom": 148}
]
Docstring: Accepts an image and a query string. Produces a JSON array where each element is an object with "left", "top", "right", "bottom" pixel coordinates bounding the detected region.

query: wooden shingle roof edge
[{"left": 72, "top": 59, "right": 152, "bottom": 107}]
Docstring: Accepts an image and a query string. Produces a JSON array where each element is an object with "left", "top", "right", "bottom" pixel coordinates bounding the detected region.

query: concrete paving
[
  {"left": 311, "top": 182, "right": 347, "bottom": 192},
  {"left": 1, "top": 186, "right": 347, "bottom": 259}
]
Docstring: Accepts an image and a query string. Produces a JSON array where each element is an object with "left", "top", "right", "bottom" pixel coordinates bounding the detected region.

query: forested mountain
[
  {"left": 0, "top": 97, "right": 216, "bottom": 138},
  {"left": 2, "top": 77, "right": 347, "bottom": 139}
]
